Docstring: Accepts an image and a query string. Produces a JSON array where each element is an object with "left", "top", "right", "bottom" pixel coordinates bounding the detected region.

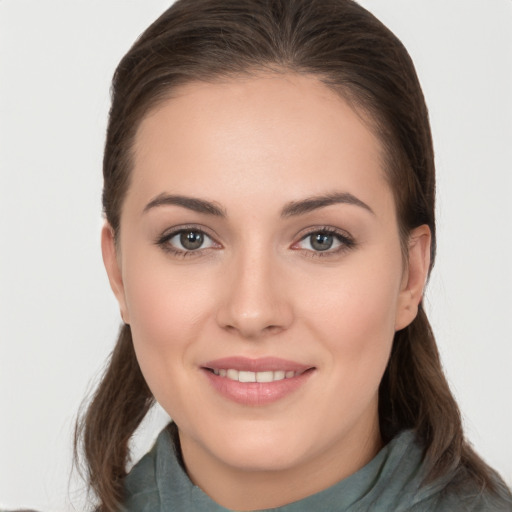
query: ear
[
  {"left": 395, "top": 224, "right": 431, "bottom": 331},
  {"left": 101, "top": 222, "right": 130, "bottom": 324}
]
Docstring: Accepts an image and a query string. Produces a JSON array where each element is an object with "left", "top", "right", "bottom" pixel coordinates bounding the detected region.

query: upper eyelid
[
  {"left": 295, "top": 225, "right": 353, "bottom": 240},
  {"left": 158, "top": 224, "right": 220, "bottom": 242}
]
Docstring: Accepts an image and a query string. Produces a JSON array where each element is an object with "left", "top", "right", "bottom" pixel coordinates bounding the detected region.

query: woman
[{"left": 73, "top": 0, "right": 512, "bottom": 510}]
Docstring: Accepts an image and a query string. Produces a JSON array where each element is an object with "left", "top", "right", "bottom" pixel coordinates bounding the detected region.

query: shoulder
[
  {"left": 121, "top": 428, "right": 173, "bottom": 512},
  {"left": 121, "top": 424, "right": 186, "bottom": 512},
  {"left": 411, "top": 467, "right": 512, "bottom": 512},
  {"left": 373, "top": 430, "right": 512, "bottom": 512}
]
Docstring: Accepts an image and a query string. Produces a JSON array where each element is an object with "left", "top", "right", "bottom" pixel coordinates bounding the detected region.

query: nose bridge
[{"left": 217, "top": 240, "right": 292, "bottom": 338}]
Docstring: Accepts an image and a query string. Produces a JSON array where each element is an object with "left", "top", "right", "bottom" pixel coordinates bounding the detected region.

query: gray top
[{"left": 121, "top": 426, "right": 512, "bottom": 511}]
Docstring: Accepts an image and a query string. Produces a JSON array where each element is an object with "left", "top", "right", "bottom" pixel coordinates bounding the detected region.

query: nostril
[{"left": 264, "top": 325, "right": 283, "bottom": 334}]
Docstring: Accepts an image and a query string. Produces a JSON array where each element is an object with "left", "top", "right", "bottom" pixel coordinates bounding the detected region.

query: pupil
[
  {"left": 311, "top": 233, "right": 333, "bottom": 251},
  {"left": 180, "top": 231, "right": 204, "bottom": 250}
]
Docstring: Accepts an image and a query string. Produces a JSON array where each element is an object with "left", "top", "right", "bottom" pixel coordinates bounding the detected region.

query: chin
[
  {"left": 188, "top": 416, "right": 323, "bottom": 472},
  {"left": 217, "top": 439, "right": 310, "bottom": 473}
]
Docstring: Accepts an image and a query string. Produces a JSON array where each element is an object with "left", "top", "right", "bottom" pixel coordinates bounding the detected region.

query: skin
[{"left": 102, "top": 73, "right": 431, "bottom": 510}]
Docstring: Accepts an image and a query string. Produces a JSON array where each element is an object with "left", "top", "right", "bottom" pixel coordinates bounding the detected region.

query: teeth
[
  {"left": 256, "top": 371, "right": 273, "bottom": 383},
  {"left": 212, "top": 369, "right": 299, "bottom": 382},
  {"left": 227, "top": 369, "right": 238, "bottom": 380},
  {"left": 239, "top": 371, "right": 255, "bottom": 383}
]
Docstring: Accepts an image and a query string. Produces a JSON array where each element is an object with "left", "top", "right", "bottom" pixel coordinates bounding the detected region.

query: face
[{"left": 103, "top": 73, "right": 430, "bottom": 507}]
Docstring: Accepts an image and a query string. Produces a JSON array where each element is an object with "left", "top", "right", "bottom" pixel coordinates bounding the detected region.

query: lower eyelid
[{"left": 298, "top": 241, "right": 355, "bottom": 259}]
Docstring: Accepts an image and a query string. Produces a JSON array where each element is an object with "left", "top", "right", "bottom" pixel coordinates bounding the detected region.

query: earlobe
[
  {"left": 101, "top": 223, "right": 130, "bottom": 324},
  {"left": 395, "top": 225, "right": 431, "bottom": 331}
]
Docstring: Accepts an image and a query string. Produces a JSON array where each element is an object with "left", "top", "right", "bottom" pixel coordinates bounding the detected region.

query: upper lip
[{"left": 202, "top": 356, "right": 313, "bottom": 373}]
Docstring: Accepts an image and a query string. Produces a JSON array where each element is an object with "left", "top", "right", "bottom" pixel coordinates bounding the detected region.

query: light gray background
[{"left": 1, "top": 1, "right": 511, "bottom": 510}]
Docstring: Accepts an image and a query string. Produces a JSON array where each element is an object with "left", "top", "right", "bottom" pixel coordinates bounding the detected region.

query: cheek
[
  {"left": 322, "top": 289, "right": 396, "bottom": 397},
  {"left": 121, "top": 254, "right": 217, "bottom": 397},
  {"left": 123, "top": 241, "right": 216, "bottom": 332},
  {"left": 298, "top": 249, "right": 403, "bottom": 385},
  {"left": 305, "top": 256, "right": 402, "bottom": 340}
]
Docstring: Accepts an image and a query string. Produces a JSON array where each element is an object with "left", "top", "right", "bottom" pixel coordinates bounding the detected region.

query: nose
[{"left": 216, "top": 248, "right": 293, "bottom": 339}]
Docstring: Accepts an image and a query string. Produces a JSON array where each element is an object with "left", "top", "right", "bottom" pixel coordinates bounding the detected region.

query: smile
[
  {"left": 210, "top": 369, "right": 300, "bottom": 382},
  {"left": 201, "top": 357, "right": 315, "bottom": 406}
]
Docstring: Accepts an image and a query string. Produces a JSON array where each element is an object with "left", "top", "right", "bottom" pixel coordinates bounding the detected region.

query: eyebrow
[
  {"left": 281, "top": 192, "right": 374, "bottom": 217},
  {"left": 143, "top": 193, "right": 226, "bottom": 217},
  {"left": 143, "top": 191, "right": 374, "bottom": 217}
]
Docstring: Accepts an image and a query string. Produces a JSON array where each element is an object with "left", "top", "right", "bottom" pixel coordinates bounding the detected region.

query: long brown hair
[{"left": 75, "top": 0, "right": 501, "bottom": 510}]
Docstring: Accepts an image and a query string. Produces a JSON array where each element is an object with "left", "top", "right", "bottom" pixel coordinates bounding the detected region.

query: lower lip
[{"left": 202, "top": 369, "right": 314, "bottom": 406}]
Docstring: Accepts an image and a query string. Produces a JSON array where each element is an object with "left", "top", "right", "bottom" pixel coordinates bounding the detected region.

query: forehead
[{"left": 128, "top": 73, "right": 392, "bottom": 216}]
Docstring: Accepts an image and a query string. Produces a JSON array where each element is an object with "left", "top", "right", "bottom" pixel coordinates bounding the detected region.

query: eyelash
[
  {"left": 293, "top": 226, "right": 356, "bottom": 258},
  {"left": 155, "top": 225, "right": 356, "bottom": 258},
  {"left": 155, "top": 225, "right": 220, "bottom": 258}
]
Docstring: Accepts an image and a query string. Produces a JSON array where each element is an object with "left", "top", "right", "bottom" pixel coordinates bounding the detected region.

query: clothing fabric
[{"left": 121, "top": 424, "right": 512, "bottom": 511}]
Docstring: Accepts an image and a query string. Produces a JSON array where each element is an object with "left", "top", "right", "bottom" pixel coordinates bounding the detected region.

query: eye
[
  {"left": 173, "top": 230, "right": 208, "bottom": 250},
  {"left": 157, "top": 227, "right": 218, "bottom": 255},
  {"left": 293, "top": 228, "right": 355, "bottom": 255},
  {"left": 307, "top": 232, "right": 337, "bottom": 251}
]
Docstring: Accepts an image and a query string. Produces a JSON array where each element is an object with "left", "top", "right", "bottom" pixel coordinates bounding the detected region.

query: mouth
[
  {"left": 201, "top": 357, "right": 315, "bottom": 405},
  {"left": 205, "top": 368, "right": 307, "bottom": 383}
]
